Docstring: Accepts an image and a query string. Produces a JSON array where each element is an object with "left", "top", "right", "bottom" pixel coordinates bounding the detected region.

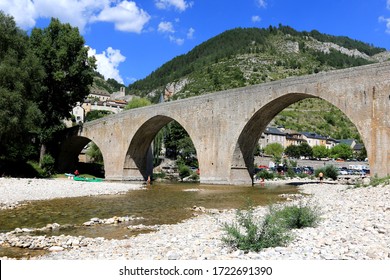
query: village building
[{"left": 259, "top": 127, "right": 287, "bottom": 149}]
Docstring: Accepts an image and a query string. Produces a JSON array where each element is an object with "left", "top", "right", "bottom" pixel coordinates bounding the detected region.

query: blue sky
[{"left": 1, "top": 0, "right": 390, "bottom": 86}]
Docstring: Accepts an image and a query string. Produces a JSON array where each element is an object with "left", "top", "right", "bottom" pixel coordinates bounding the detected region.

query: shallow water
[{"left": 0, "top": 182, "right": 298, "bottom": 258}]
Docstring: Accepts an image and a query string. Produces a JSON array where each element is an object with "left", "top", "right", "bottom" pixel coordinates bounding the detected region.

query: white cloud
[
  {"left": 387, "top": 0, "right": 390, "bottom": 10},
  {"left": 256, "top": 0, "right": 267, "bottom": 8},
  {"left": 91, "top": 1, "right": 151, "bottom": 33},
  {"left": 252, "top": 15, "right": 261, "bottom": 23},
  {"left": 187, "top": 27, "right": 195, "bottom": 39},
  {"left": 0, "top": 0, "right": 150, "bottom": 34},
  {"left": 155, "top": 0, "right": 193, "bottom": 12},
  {"left": 0, "top": 0, "right": 37, "bottom": 29},
  {"left": 88, "top": 46, "right": 126, "bottom": 84},
  {"left": 379, "top": 16, "right": 390, "bottom": 34},
  {"left": 169, "top": 35, "right": 184, "bottom": 45},
  {"left": 158, "top": 21, "right": 175, "bottom": 33}
]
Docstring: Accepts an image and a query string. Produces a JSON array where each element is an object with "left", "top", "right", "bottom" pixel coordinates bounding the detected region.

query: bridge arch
[
  {"left": 230, "top": 91, "right": 367, "bottom": 184},
  {"left": 57, "top": 135, "right": 105, "bottom": 177},
  {"left": 123, "top": 115, "right": 199, "bottom": 181}
]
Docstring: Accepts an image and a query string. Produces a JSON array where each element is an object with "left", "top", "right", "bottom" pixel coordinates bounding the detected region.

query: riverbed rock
[{"left": 48, "top": 246, "right": 64, "bottom": 252}]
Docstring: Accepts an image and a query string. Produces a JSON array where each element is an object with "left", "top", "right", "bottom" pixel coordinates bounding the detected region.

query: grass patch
[
  {"left": 370, "top": 175, "right": 390, "bottom": 187},
  {"left": 268, "top": 202, "right": 321, "bottom": 230},
  {"left": 222, "top": 202, "right": 321, "bottom": 252},
  {"left": 353, "top": 175, "right": 390, "bottom": 188}
]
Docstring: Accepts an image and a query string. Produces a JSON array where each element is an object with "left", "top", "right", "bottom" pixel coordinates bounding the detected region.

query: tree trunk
[{"left": 39, "top": 143, "right": 47, "bottom": 167}]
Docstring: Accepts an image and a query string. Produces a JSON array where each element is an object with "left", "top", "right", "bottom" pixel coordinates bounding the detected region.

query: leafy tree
[
  {"left": 86, "top": 142, "right": 103, "bottom": 164},
  {"left": 330, "top": 143, "right": 353, "bottom": 160},
  {"left": 0, "top": 12, "right": 44, "bottom": 161},
  {"left": 29, "top": 18, "right": 96, "bottom": 162},
  {"left": 177, "top": 136, "right": 197, "bottom": 167},
  {"left": 124, "top": 97, "right": 151, "bottom": 110},
  {"left": 107, "top": 78, "right": 125, "bottom": 92},
  {"left": 356, "top": 146, "right": 367, "bottom": 161},
  {"left": 264, "top": 143, "right": 284, "bottom": 164},
  {"left": 312, "top": 145, "right": 330, "bottom": 159},
  {"left": 163, "top": 121, "right": 197, "bottom": 166},
  {"left": 298, "top": 142, "right": 313, "bottom": 158},
  {"left": 284, "top": 145, "right": 300, "bottom": 158}
]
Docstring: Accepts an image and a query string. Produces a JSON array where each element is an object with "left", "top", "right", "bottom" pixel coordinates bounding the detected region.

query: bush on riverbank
[
  {"left": 268, "top": 202, "right": 321, "bottom": 229},
  {"left": 315, "top": 165, "right": 338, "bottom": 180},
  {"left": 370, "top": 175, "right": 390, "bottom": 187},
  {"left": 222, "top": 202, "right": 321, "bottom": 252}
]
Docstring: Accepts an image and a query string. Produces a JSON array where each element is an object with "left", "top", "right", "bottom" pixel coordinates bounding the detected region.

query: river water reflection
[{"left": 0, "top": 182, "right": 298, "bottom": 241}]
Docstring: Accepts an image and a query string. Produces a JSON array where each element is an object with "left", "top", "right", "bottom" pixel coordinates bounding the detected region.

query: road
[{"left": 254, "top": 156, "right": 369, "bottom": 170}]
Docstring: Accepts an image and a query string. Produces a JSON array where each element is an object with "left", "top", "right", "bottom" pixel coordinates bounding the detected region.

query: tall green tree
[
  {"left": 29, "top": 18, "right": 96, "bottom": 161},
  {"left": 0, "top": 12, "right": 44, "bottom": 161},
  {"left": 330, "top": 143, "right": 353, "bottom": 160},
  {"left": 298, "top": 142, "right": 313, "bottom": 158},
  {"left": 312, "top": 145, "right": 330, "bottom": 159},
  {"left": 284, "top": 145, "right": 300, "bottom": 158},
  {"left": 264, "top": 143, "right": 284, "bottom": 164}
]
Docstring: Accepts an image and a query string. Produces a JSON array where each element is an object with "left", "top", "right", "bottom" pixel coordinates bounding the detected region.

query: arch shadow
[
  {"left": 230, "top": 92, "right": 366, "bottom": 184},
  {"left": 57, "top": 135, "right": 105, "bottom": 177},
  {"left": 123, "top": 115, "right": 199, "bottom": 181}
]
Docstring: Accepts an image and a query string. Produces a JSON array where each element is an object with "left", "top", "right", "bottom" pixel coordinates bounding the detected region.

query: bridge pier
[{"left": 229, "top": 167, "right": 254, "bottom": 185}]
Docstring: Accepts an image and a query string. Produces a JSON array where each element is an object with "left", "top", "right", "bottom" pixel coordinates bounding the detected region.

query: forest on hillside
[{"left": 128, "top": 25, "right": 385, "bottom": 98}]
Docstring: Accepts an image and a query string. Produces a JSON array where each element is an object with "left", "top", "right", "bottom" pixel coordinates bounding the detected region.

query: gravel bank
[
  {"left": 1, "top": 179, "right": 389, "bottom": 260},
  {"left": 0, "top": 178, "right": 144, "bottom": 209}
]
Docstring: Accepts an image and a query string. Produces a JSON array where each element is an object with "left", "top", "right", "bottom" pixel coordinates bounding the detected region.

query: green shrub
[
  {"left": 255, "top": 170, "right": 275, "bottom": 180},
  {"left": 222, "top": 202, "right": 321, "bottom": 252},
  {"left": 286, "top": 167, "right": 295, "bottom": 178},
  {"left": 268, "top": 203, "right": 321, "bottom": 229},
  {"left": 153, "top": 172, "right": 166, "bottom": 179},
  {"left": 324, "top": 165, "right": 338, "bottom": 180},
  {"left": 370, "top": 175, "right": 390, "bottom": 187},
  {"left": 178, "top": 164, "right": 191, "bottom": 180},
  {"left": 222, "top": 205, "right": 292, "bottom": 252},
  {"left": 40, "top": 154, "right": 56, "bottom": 177},
  {"left": 315, "top": 165, "right": 338, "bottom": 180}
]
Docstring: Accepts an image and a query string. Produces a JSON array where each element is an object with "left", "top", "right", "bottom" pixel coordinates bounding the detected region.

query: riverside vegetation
[{"left": 222, "top": 202, "right": 321, "bottom": 252}]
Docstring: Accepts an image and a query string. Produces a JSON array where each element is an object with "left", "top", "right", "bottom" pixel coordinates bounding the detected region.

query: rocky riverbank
[
  {"left": 0, "top": 178, "right": 144, "bottom": 210},
  {"left": 0, "top": 178, "right": 389, "bottom": 260}
]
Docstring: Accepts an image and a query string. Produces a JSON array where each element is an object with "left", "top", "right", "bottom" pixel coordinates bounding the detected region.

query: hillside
[{"left": 125, "top": 25, "right": 389, "bottom": 141}]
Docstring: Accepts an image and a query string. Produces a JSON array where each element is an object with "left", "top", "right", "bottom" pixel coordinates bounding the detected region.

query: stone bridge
[{"left": 58, "top": 61, "right": 390, "bottom": 185}]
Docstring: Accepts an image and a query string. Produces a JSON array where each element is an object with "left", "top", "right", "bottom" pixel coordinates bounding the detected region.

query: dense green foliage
[
  {"left": 0, "top": 13, "right": 96, "bottom": 173},
  {"left": 273, "top": 100, "right": 361, "bottom": 140},
  {"left": 29, "top": 18, "right": 96, "bottom": 152},
  {"left": 284, "top": 143, "right": 313, "bottom": 159},
  {"left": 93, "top": 75, "right": 125, "bottom": 94},
  {"left": 86, "top": 143, "right": 103, "bottom": 164},
  {"left": 85, "top": 110, "right": 113, "bottom": 122},
  {"left": 264, "top": 143, "right": 284, "bottom": 164},
  {"left": 312, "top": 145, "right": 330, "bottom": 159},
  {"left": 268, "top": 203, "right": 321, "bottom": 230},
  {"left": 129, "top": 25, "right": 382, "bottom": 96},
  {"left": 164, "top": 121, "right": 197, "bottom": 167},
  {"left": 124, "top": 97, "right": 152, "bottom": 110},
  {"left": 315, "top": 165, "right": 339, "bottom": 180},
  {"left": 330, "top": 143, "right": 353, "bottom": 160},
  {"left": 222, "top": 205, "right": 292, "bottom": 252},
  {"left": 0, "top": 11, "right": 44, "bottom": 161}
]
